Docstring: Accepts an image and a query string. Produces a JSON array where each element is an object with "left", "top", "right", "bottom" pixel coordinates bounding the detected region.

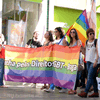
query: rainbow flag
[
  {"left": 4, "top": 45, "right": 80, "bottom": 89},
  {"left": 66, "top": 10, "right": 89, "bottom": 46}
]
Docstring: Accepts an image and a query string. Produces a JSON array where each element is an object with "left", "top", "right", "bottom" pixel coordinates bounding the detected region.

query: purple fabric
[
  {"left": 5, "top": 69, "right": 76, "bottom": 82},
  {"left": 5, "top": 75, "right": 74, "bottom": 89}
]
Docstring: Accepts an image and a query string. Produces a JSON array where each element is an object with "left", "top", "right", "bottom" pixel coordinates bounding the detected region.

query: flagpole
[
  {"left": 14, "top": 0, "right": 16, "bottom": 21},
  {"left": 19, "top": 1, "right": 21, "bottom": 21},
  {"left": 46, "top": 0, "right": 49, "bottom": 31},
  {"left": 21, "top": 8, "right": 29, "bottom": 47}
]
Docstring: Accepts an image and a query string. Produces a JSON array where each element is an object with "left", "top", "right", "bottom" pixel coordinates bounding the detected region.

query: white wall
[
  {"left": 54, "top": 0, "right": 100, "bottom": 12},
  {"left": 54, "top": 0, "right": 87, "bottom": 10}
]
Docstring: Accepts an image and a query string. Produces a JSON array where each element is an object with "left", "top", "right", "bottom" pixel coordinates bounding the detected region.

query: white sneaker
[
  {"left": 28, "top": 83, "right": 34, "bottom": 87},
  {"left": 45, "top": 89, "right": 55, "bottom": 93},
  {"left": 32, "top": 84, "right": 36, "bottom": 88},
  {"left": 59, "top": 89, "right": 67, "bottom": 93},
  {"left": 22, "top": 82, "right": 26, "bottom": 85}
]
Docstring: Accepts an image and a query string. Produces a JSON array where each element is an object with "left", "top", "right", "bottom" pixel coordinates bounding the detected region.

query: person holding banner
[
  {"left": 25, "top": 31, "right": 42, "bottom": 48},
  {"left": 41, "top": 31, "right": 54, "bottom": 90},
  {"left": 67, "top": 28, "right": 82, "bottom": 94},
  {"left": 43, "top": 31, "right": 54, "bottom": 46},
  {"left": 46, "top": 27, "right": 68, "bottom": 93},
  {"left": 0, "top": 44, "right": 6, "bottom": 88},
  {"left": 25, "top": 31, "right": 42, "bottom": 87},
  {"left": 78, "top": 28, "right": 99, "bottom": 97}
]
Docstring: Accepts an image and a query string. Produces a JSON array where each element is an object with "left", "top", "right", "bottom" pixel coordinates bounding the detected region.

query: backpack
[{"left": 86, "top": 39, "right": 97, "bottom": 47}]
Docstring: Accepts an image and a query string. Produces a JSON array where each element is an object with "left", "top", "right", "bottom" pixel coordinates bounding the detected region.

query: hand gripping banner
[{"left": 4, "top": 44, "right": 80, "bottom": 89}]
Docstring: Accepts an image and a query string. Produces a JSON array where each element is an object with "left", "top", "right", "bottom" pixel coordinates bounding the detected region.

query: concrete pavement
[{"left": 0, "top": 84, "right": 100, "bottom": 100}]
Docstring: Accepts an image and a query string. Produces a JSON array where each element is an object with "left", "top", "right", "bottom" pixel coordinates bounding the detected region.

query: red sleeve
[
  {"left": 0, "top": 48, "right": 5, "bottom": 59},
  {"left": 83, "top": 58, "right": 86, "bottom": 63}
]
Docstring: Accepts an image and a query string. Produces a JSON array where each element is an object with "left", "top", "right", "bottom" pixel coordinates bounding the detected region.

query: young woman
[
  {"left": 68, "top": 28, "right": 82, "bottom": 94},
  {"left": 43, "top": 31, "right": 53, "bottom": 46},
  {"left": 69, "top": 28, "right": 81, "bottom": 47},
  {"left": 41, "top": 31, "right": 53, "bottom": 90},
  {"left": 78, "top": 28, "right": 99, "bottom": 97},
  {"left": 46, "top": 27, "right": 68, "bottom": 93}
]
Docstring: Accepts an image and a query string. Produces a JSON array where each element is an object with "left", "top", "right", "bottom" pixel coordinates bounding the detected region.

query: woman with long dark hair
[
  {"left": 41, "top": 31, "right": 53, "bottom": 90},
  {"left": 43, "top": 31, "right": 53, "bottom": 46},
  {"left": 45, "top": 27, "right": 68, "bottom": 93},
  {"left": 52, "top": 27, "right": 68, "bottom": 46},
  {"left": 69, "top": 28, "right": 81, "bottom": 47},
  {"left": 68, "top": 28, "right": 82, "bottom": 94}
]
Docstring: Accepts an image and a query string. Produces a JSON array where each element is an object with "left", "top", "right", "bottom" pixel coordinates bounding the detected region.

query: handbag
[
  {"left": 78, "top": 63, "right": 84, "bottom": 71},
  {"left": 78, "top": 52, "right": 84, "bottom": 71}
]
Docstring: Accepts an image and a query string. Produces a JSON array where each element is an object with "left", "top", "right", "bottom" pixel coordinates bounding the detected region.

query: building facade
[{"left": 1, "top": 0, "right": 100, "bottom": 46}]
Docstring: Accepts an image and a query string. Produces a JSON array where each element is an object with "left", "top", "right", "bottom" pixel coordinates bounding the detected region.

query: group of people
[
  {"left": 0, "top": 26, "right": 100, "bottom": 98},
  {"left": 25, "top": 27, "right": 100, "bottom": 97}
]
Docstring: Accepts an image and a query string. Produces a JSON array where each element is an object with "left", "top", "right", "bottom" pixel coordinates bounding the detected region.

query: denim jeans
[
  {"left": 85, "top": 61, "right": 99, "bottom": 93},
  {"left": 0, "top": 59, "right": 4, "bottom": 86},
  {"left": 50, "top": 83, "right": 55, "bottom": 90},
  {"left": 50, "top": 83, "right": 66, "bottom": 90}
]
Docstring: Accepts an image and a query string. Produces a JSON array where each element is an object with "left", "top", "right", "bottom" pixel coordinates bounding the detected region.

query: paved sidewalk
[{"left": 0, "top": 85, "right": 100, "bottom": 100}]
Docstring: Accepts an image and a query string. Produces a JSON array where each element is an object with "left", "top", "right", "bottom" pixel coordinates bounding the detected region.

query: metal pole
[
  {"left": 14, "top": 0, "right": 16, "bottom": 21},
  {"left": 46, "top": 0, "right": 49, "bottom": 31},
  {"left": 19, "top": 1, "right": 21, "bottom": 21}
]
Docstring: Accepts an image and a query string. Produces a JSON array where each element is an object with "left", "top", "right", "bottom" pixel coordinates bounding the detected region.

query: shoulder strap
[
  {"left": 94, "top": 39, "right": 97, "bottom": 47},
  {"left": 86, "top": 40, "right": 88, "bottom": 45},
  {"left": 66, "top": 41, "right": 69, "bottom": 46}
]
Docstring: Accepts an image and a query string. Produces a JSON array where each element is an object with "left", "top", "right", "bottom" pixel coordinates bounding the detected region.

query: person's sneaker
[
  {"left": 78, "top": 92, "right": 87, "bottom": 98},
  {"left": 0, "top": 85, "right": 8, "bottom": 88},
  {"left": 32, "top": 84, "right": 36, "bottom": 88},
  {"left": 45, "top": 89, "right": 55, "bottom": 93},
  {"left": 88, "top": 93, "right": 99, "bottom": 97},
  {"left": 28, "top": 83, "right": 34, "bottom": 87},
  {"left": 22, "top": 82, "right": 26, "bottom": 85},
  {"left": 59, "top": 89, "right": 67, "bottom": 93}
]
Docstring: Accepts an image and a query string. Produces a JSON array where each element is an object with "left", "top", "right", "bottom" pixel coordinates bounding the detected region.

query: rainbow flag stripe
[
  {"left": 5, "top": 45, "right": 80, "bottom": 89},
  {"left": 66, "top": 10, "right": 89, "bottom": 46}
]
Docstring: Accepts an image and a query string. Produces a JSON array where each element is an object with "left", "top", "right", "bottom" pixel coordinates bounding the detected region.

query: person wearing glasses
[
  {"left": 68, "top": 28, "right": 82, "bottom": 94},
  {"left": 78, "top": 28, "right": 99, "bottom": 97},
  {"left": 45, "top": 27, "right": 68, "bottom": 93},
  {"left": 68, "top": 29, "right": 82, "bottom": 47}
]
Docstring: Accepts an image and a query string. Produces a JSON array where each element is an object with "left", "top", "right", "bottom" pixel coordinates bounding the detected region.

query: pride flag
[
  {"left": 4, "top": 45, "right": 80, "bottom": 89},
  {"left": 66, "top": 10, "right": 89, "bottom": 46}
]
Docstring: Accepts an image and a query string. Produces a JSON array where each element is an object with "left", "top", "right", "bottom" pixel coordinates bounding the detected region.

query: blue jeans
[
  {"left": 0, "top": 59, "right": 4, "bottom": 86},
  {"left": 85, "top": 61, "right": 99, "bottom": 93},
  {"left": 50, "top": 84, "right": 66, "bottom": 90},
  {"left": 50, "top": 83, "right": 55, "bottom": 90}
]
